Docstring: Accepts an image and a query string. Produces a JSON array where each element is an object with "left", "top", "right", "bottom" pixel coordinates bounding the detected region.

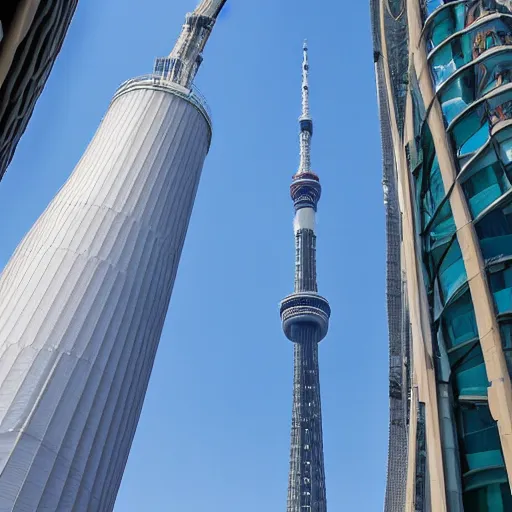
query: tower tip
[{"left": 298, "top": 38, "right": 312, "bottom": 174}]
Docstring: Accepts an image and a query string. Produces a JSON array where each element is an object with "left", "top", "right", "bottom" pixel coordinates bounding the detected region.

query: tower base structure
[{"left": 0, "top": 77, "right": 210, "bottom": 510}]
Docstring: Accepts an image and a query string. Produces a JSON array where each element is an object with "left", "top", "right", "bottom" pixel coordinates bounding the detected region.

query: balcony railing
[{"left": 114, "top": 74, "right": 212, "bottom": 127}]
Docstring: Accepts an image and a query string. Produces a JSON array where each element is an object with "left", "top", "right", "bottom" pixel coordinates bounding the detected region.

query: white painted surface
[
  {"left": 293, "top": 207, "right": 316, "bottom": 232},
  {"left": 0, "top": 85, "right": 210, "bottom": 511}
]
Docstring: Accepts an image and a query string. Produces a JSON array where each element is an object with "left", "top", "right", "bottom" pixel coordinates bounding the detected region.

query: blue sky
[{"left": 0, "top": 0, "right": 388, "bottom": 510}]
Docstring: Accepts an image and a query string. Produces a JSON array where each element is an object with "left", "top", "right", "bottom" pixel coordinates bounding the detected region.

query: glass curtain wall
[{"left": 414, "top": 1, "right": 512, "bottom": 508}]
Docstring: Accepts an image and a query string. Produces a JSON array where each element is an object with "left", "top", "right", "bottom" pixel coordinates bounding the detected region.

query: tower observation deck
[
  {"left": 0, "top": 1, "right": 226, "bottom": 510},
  {"left": 280, "top": 42, "right": 330, "bottom": 512}
]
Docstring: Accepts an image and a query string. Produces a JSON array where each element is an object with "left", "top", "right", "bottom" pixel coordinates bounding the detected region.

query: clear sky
[{"left": 0, "top": 0, "right": 388, "bottom": 510}]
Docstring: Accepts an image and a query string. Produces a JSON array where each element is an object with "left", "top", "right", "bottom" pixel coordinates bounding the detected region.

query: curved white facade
[{"left": 0, "top": 84, "right": 210, "bottom": 510}]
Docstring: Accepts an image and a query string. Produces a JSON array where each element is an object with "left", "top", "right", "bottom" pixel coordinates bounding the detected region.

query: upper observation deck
[{"left": 112, "top": 74, "right": 212, "bottom": 131}]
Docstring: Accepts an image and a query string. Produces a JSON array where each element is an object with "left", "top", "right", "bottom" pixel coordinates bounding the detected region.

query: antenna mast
[
  {"left": 298, "top": 41, "right": 313, "bottom": 174},
  {"left": 166, "top": 0, "right": 227, "bottom": 88}
]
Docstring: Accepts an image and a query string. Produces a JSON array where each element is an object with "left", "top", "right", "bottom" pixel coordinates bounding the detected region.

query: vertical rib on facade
[
  {"left": 0, "top": 0, "right": 78, "bottom": 180},
  {"left": 0, "top": 84, "right": 210, "bottom": 510}
]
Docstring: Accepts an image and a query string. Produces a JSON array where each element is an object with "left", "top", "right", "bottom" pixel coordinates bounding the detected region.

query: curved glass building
[{"left": 371, "top": 1, "right": 512, "bottom": 510}]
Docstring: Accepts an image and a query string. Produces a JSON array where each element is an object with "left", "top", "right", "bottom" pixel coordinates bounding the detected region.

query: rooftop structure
[
  {"left": 371, "top": 0, "right": 512, "bottom": 509},
  {"left": 280, "top": 42, "right": 330, "bottom": 512},
  {"left": 0, "top": 1, "right": 225, "bottom": 509},
  {"left": 0, "top": 0, "right": 78, "bottom": 180}
]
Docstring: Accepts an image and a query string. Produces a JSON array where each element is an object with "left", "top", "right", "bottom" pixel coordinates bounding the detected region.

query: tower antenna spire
[
  {"left": 301, "top": 40, "right": 310, "bottom": 120},
  {"left": 165, "top": 0, "right": 227, "bottom": 88},
  {"left": 298, "top": 40, "right": 313, "bottom": 174}
]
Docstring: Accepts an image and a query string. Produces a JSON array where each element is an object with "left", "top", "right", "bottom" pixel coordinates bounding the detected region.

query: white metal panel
[
  {"left": 0, "top": 84, "right": 210, "bottom": 511},
  {"left": 293, "top": 207, "right": 315, "bottom": 233}
]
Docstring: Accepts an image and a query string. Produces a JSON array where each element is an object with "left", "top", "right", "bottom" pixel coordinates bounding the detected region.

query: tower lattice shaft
[{"left": 288, "top": 328, "right": 327, "bottom": 512}]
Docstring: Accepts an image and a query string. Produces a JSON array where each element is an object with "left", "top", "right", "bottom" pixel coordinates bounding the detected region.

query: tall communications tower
[
  {"left": 280, "top": 42, "right": 330, "bottom": 512},
  {"left": 0, "top": 0, "right": 226, "bottom": 510}
]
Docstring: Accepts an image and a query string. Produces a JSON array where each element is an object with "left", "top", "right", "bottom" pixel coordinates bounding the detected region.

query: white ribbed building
[{"left": 0, "top": 1, "right": 226, "bottom": 510}]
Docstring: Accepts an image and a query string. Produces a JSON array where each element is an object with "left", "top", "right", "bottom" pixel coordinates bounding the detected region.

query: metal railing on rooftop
[{"left": 114, "top": 74, "right": 212, "bottom": 127}]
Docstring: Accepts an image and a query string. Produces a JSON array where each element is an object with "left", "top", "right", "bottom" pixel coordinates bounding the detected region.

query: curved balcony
[
  {"left": 437, "top": 48, "right": 512, "bottom": 124},
  {"left": 424, "top": 0, "right": 512, "bottom": 52},
  {"left": 112, "top": 74, "right": 212, "bottom": 130},
  {"left": 447, "top": 84, "right": 512, "bottom": 154},
  {"left": 430, "top": 15, "right": 512, "bottom": 89},
  {"left": 425, "top": 0, "right": 453, "bottom": 18},
  {"left": 434, "top": 86, "right": 512, "bottom": 226}
]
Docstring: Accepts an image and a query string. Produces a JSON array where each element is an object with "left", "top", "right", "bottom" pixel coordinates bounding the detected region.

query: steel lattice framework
[{"left": 280, "top": 42, "right": 330, "bottom": 512}]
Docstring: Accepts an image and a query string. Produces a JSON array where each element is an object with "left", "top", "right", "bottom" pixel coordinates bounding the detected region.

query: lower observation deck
[
  {"left": 280, "top": 292, "right": 330, "bottom": 342},
  {"left": 112, "top": 74, "right": 212, "bottom": 132}
]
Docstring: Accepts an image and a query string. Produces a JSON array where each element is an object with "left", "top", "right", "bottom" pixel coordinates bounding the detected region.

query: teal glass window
[
  {"left": 423, "top": 163, "right": 445, "bottom": 226},
  {"left": 442, "top": 290, "right": 479, "bottom": 347},
  {"left": 459, "top": 403, "right": 504, "bottom": 474},
  {"left": 426, "top": 0, "right": 445, "bottom": 15},
  {"left": 489, "top": 261, "right": 512, "bottom": 314},
  {"left": 463, "top": 162, "right": 510, "bottom": 217},
  {"left": 451, "top": 102, "right": 488, "bottom": 156},
  {"left": 437, "top": 238, "right": 467, "bottom": 303},
  {"left": 451, "top": 342, "right": 488, "bottom": 397},
  {"left": 476, "top": 203, "right": 512, "bottom": 259},
  {"left": 417, "top": 157, "right": 446, "bottom": 231},
  {"left": 495, "top": 126, "right": 512, "bottom": 168},
  {"left": 426, "top": 1, "right": 512, "bottom": 52},
  {"left": 440, "top": 290, "right": 488, "bottom": 396},
  {"left": 430, "top": 18, "right": 512, "bottom": 89},
  {"left": 439, "top": 52, "right": 512, "bottom": 125},
  {"left": 451, "top": 89, "right": 512, "bottom": 162},
  {"left": 463, "top": 482, "right": 512, "bottom": 511},
  {"left": 423, "top": 201, "right": 457, "bottom": 283},
  {"left": 426, "top": 3, "right": 468, "bottom": 50},
  {"left": 411, "top": 70, "right": 427, "bottom": 160}
]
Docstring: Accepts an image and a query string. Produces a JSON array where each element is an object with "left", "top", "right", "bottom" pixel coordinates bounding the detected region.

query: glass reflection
[
  {"left": 426, "top": 0, "right": 512, "bottom": 51},
  {"left": 449, "top": 89, "right": 512, "bottom": 162},
  {"left": 430, "top": 18, "right": 512, "bottom": 88},
  {"left": 439, "top": 53, "right": 512, "bottom": 124}
]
